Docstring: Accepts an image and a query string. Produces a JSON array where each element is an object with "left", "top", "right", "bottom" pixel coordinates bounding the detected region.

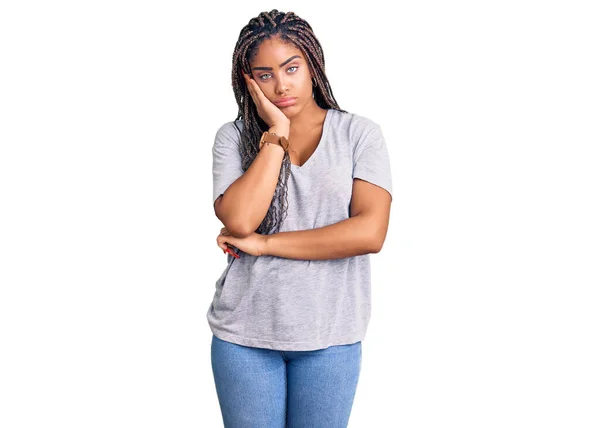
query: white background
[{"left": 1, "top": 1, "right": 599, "bottom": 427}]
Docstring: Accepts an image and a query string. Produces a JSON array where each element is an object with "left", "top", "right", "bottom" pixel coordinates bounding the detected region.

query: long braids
[{"left": 230, "top": 9, "right": 347, "bottom": 235}]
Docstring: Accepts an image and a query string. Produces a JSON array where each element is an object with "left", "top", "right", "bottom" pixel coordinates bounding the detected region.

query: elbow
[
  {"left": 224, "top": 220, "right": 255, "bottom": 239},
  {"left": 223, "top": 212, "right": 260, "bottom": 238},
  {"left": 236, "top": 227, "right": 256, "bottom": 239},
  {"left": 215, "top": 197, "right": 256, "bottom": 238},
  {"left": 357, "top": 213, "right": 389, "bottom": 255},
  {"left": 370, "top": 240, "right": 384, "bottom": 254},
  {"left": 368, "top": 232, "right": 387, "bottom": 254},
  {"left": 370, "top": 221, "right": 390, "bottom": 254}
]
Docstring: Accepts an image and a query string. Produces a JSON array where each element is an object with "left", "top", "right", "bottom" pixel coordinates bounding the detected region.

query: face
[{"left": 249, "top": 36, "right": 315, "bottom": 117}]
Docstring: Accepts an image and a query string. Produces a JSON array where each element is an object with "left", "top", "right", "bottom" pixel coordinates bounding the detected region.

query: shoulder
[
  {"left": 213, "top": 119, "right": 244, "bottom": 148},
  {"left": 329, "top": 109, "right": 381, "bottom": 141},
  {"left": 215, "top": 119, "right": 244, "bottom": 138}
]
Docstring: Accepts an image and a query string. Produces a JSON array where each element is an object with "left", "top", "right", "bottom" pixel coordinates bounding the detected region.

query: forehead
[{"left": 251, "top": 37, "right": 305, "bottom": 63}]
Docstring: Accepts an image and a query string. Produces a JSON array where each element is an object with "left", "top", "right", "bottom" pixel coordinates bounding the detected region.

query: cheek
[
  {"left": 258, "top": 82, "right": 277, "bottom": 96},
  {"left": 295, "top": 77, "right": 312, "bottom": 96}
]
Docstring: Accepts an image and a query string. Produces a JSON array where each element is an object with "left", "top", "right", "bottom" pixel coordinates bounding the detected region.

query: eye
[{"left": 259, "top": 66, "right": 299, "bottom": 81}]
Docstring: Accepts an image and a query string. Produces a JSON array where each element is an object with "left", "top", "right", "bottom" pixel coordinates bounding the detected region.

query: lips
[{"left": 274, "top": 97, "right": 297, "bottom": 107}]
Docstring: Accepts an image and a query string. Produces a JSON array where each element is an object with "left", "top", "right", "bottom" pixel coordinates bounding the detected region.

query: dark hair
[{"left": 230, "top": 9, "right": 347, "bottom": 235}]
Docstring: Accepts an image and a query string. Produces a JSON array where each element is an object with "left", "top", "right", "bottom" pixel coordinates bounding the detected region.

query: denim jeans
[{"left": 210, "top": 334, "right": 362, "bottom": 428}]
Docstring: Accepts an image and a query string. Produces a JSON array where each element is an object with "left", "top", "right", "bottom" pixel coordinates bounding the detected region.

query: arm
[
  {"left": 215, "top": 125, "right": 289, "bottom": 238},
  {"left": 263, "top": 178, "right": 392, "bottom": 260}
]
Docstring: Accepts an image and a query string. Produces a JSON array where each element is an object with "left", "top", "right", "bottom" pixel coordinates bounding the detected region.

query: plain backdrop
[{"left": 1, "top": 1, "right": 599, "bottom": 427}]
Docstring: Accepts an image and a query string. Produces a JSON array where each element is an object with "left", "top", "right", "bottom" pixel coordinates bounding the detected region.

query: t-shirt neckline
[{"left": 290, "top": 108, "right": 332, "bottom": 171}]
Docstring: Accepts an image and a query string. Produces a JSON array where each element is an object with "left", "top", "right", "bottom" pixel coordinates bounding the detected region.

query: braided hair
[{"left": 230, "top": 9, "right": 347, "bottom": 235}]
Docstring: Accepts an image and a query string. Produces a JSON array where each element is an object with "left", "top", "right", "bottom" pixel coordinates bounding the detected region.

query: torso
[{"left": 208, "top": 108, "right": 394, "bottom": 351}]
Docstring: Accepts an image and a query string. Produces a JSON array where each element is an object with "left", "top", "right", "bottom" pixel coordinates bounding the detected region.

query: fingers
[
  {"left": 217, "top": 234, "right": 240, "bottom": 258},
  {"left": 217, "top": 230, "right": 233, "bottom": 245},
  {"left": 244, "top": 72, "right": 264, "bottom": 105},
  {"left": 216, "top": 235, "right": 228, "bottom": 251}
]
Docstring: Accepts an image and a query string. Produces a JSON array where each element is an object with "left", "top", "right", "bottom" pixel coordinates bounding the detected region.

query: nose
[{"left": 275, "top": 74, "right": 290, "bottom": 95}]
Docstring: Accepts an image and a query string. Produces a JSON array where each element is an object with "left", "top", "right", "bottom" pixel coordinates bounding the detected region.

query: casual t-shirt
[{"left": 207, "top": 108, "right": 393, "bottom": 351}]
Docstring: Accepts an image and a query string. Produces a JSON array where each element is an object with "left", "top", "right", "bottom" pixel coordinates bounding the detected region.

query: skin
[
  {"left": 246, "top": 36, "right": 328, "bottom": 148},
  {"left": 215, "top": 36, "right": 392, "bottom": 260},
  {"left": 216, "top": 175, "right": 392, "bottom": 260}
]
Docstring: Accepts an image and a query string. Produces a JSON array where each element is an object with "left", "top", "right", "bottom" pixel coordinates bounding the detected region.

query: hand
[
  {"left": 243, "top": 72, "right": 290, "bottom": 131},
  {"left": 216, "top": 226, "right": 268, "bottom": 257}
]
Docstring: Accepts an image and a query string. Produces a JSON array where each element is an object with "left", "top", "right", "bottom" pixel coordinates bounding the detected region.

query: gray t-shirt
[{"left": 207, "top": 108, "right": 393, "bottom": 351}]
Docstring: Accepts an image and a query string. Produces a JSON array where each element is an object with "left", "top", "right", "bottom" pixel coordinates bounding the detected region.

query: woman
[{"left": 208, "top": 9, "right": 393, "bottom": 428}]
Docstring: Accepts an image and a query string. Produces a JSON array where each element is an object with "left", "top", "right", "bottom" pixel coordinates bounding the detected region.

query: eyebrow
[{"left": 251, "top": 55, "right": 301, "bottom": 71}]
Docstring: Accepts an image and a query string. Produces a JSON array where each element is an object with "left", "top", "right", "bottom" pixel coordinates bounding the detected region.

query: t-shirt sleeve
[
  {"left": 212, "top": 122, "right": 245, "bottom": 205},
  {"left": 352, "top": 124, "right": 393, "bottom": 199}
]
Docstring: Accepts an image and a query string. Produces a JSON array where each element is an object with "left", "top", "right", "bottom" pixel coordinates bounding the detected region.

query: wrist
[
  {"left": 260, "top": 130, "right": 289, "bottom": 153},
  {"left": 259, "top": 141, "right": 285, "bottom": 154},
  {"left": 261, "top": 234, "right": 272, "bottom": 256},
  {"left": 269, "top": 125, "right": 289, "bottom": 140}
]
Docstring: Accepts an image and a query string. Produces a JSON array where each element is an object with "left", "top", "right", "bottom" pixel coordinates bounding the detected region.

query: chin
[{"left": 280, "top": 101, "right": 304, "bottom": 117}]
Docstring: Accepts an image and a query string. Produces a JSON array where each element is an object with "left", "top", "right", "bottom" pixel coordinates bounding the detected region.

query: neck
[{"left": 289, "top": 101, "right": 327, "bottom": 133}]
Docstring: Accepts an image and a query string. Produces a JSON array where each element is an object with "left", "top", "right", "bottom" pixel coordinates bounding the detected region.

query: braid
[{"left": 230, "top": 9, "right": 347, "bottom": 235}]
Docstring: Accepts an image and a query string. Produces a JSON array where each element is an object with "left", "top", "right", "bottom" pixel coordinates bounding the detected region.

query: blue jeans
[{"left": 210, "top": 334, "right": 362, "bottom": 428}]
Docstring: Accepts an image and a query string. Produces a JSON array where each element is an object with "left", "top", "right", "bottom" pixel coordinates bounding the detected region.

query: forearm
[
  {"left": 263, "top": 215, "right": 380, "bottom": 260},
  {"left": 217, "top": 126, "right": 289, "bottom": 237}
]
